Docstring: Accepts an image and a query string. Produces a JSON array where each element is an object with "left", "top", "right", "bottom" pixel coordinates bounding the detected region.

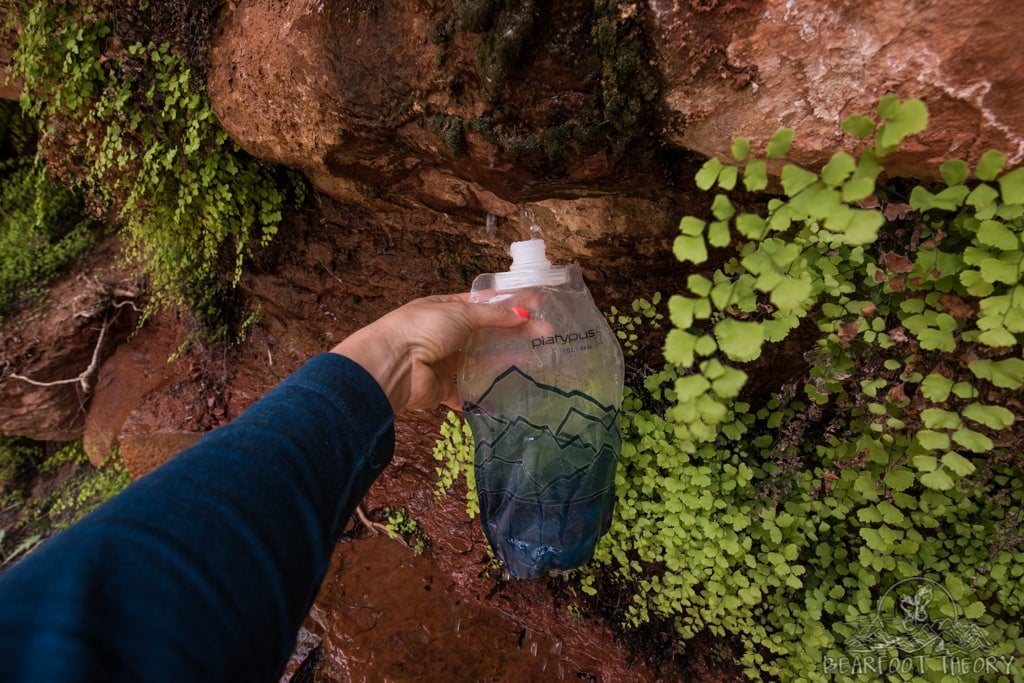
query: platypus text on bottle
[{"left": 458, "top": 238, "right": 625, "bottom": 578}]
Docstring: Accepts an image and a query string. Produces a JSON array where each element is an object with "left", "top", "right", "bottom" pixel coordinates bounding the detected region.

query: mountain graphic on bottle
[{"left": 463, "top": 365, "right": 621, "bottom": 579}]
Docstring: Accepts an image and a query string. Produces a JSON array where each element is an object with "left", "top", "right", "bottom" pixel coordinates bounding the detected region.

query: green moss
[
  {"left": 453, "top": 0, "right": 503, "bottom": 33},
  {"left": 592, "top": 0, "right": 660, "bottom": 148},
  {"left": 427, "top": 115, "right": 468, "bottom": 160},
  {"left": 429, "top": 16, "right": 456, "bottom": 45},
  {"left": 475, "top": 0, "right": 537, "bottom": 102},
  {"left": 424, "top": 0, "right": 659, "bottom": 169},
  {"left": 0, "top": 158, "right": 96, "bottom": 321}
]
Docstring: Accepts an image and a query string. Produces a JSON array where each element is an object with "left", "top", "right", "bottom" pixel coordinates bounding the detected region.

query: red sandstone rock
[
  {"left": 207, "top": 0, "right": 1024, "bottom": 209},
  {"left": 0, "top": 240, "right": 140, "bottom": 443},
  {"left": 649, "top": 0, "right": 1024, "bottom": 175}
]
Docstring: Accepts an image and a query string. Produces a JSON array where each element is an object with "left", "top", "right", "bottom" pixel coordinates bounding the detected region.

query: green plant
[
  {"left": 0, "top": 434, "right": 45, "bottom": 502},
  {"left": 431, "top": 98, "right": 1024, "bottom": 680},
  {"left": 607, "top": 293, "right": 664, "bottom": 355},
  {"left": 28, "top": 442, "right": 132, "bottom": 532},
  {"left": 433, "top": 410, "right": 479, "bottom": 518},
  {"left": 582, "top": 97, "right": 1024, "bottom": 680},
  {"left": 381, "top": 506, "right": 429, "bottom": 555},
  {"left": 7, "top": 1, "right": 304, "bottom": 333},
  {"left": 0, "top": 529, "right": 42, "bottom": 568},
  {"left": 0, "top": 154, "right": 95, "bottom": 321}
]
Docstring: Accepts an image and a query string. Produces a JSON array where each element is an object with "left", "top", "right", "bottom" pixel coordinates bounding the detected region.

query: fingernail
[{"left": 513, "top": 307, "right": 530, "bottom": 320}]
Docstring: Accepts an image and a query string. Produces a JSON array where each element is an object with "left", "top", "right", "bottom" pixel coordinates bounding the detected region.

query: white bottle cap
[{"left": 492, "top": 239, "right": 568, "bottom": 290}]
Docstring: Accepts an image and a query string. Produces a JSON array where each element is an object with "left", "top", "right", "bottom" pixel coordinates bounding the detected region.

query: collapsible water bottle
[{"left": 458, "top": 238, "right": 624, "bottom": 578}]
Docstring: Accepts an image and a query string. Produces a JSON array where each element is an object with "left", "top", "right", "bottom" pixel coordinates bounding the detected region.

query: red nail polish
[{"left": 513, "top": 307, "right": 530, "bottom": 320}]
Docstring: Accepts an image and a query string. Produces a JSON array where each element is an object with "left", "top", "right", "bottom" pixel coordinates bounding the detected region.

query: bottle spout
[
  {"left": 509, "top": 238, "right": 553, "bottom": 272},
  {"left": 492, "top": 238, "right": 568, "bottom": 290}
]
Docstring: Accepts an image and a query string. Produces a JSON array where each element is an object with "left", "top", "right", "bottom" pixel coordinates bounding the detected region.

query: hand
[{"left": 330, "top": 294, "right": 530, "bottom": 412}]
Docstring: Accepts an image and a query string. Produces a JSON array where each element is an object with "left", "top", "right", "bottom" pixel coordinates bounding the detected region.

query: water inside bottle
[{"left": 463, "top": 365, "right": 620, "bottom": 578}]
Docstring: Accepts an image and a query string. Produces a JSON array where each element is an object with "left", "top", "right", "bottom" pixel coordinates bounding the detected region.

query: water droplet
[
  {"left": 521, "top": 207, "right": 543, "bottom": 240},
  {"left": 530, "top": 641, "right": 538, "bottom": 657}
]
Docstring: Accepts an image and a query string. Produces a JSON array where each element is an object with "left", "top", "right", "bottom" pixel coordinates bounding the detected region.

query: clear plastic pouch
[{"left": 458, "top": 239, "right": 624, "bottom": 578}]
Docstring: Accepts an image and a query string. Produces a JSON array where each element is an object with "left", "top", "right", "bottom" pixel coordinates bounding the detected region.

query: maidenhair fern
[{"left": 435, "top": 97, "right": 1024, "bottom": 681}]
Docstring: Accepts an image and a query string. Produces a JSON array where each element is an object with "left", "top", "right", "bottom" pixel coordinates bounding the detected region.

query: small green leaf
[
  {"left": 962, "top": 403, "right": 1015, "bottom": 430},
  {"left": 941, "top": 451, "right": 976, "bottom": 476},
  {"left": 877, "top": 95, "right": 901, "bottom": 119},
  {"left": 714, "top": 318, "right": 765, "bottom": 362},
  {"left": 926, "top": 185, "right": 970, "bottom": 211},
  {"left": 978, "top": 327, "right": 1018, "bottom": 348},
  {"left": 860, "top": 527, "right": 889, "bottom": 551},
  {"left": 711, "top": 365, "right": 747, "bottom": 398},
  {"left": 696, "top": 157, "right": 723, "bottom": 191},
  {"left": 920, "top": 469, "right": 954, "bottom": 490},
  {"left": 686, "top": 274, "right": 713, "bottom": 297},
  {"left": 844, "top": 209, "right": 885, "bottom": 245},
  {"left": 966, "top": 183, "right": 1000, "bottom": 211},
  {"left": 743, "top": 159, "right": 768, "bottom": 192},
  {"left": 976, "top": 220, "right": 1019, "bottom": 251},
  {"left": 668, "top": 295, "right": 696, "bottom": 328},
  {"left": 939, "top": 159, "right": 969, "bottom": 186},
  {"left": 998, "top": 166, "right": 1024, "bottom": 205},
  {"left": 884, "top": 468, "right": 916, "bottom": 492},
  {"left": 675, "top": 374, "right": 711, "bottom": 401},
  {"left": 909, "top": 185, "right": 935, "bottom": 211},
  {"left": 664, "top": 329, "right": 697, "bottom": 367},
  {"left": 963, "top": 601, "right": 986, "bottom": 620},
  {"left": 821, "top": 151, "right": 856, "bottom": 187},
  {"left": 673, "top": 234, "right": 708, "bottom": 264},
  {"left": 679, "top": 216, "right": 706, "bottom": 236},
  {"left": 841, "top": 176, "right": 875, "bottom": 203},
  {"left": 770, "top": 276, "right": 813, "bottom": 310},
  {"left": 978, "top": 256, "right": 1020, "bottom": 284},
  {"left": 969, "top": 357, "right": 1024, "bottom": 389},
  {"left": 920, "top": 373, "right": 953, "bottom": 402},
  {"left": 921, "top": 408, "right": 961, "bottom": 430},
  {"left": 916, "top": 429, "right": 951, "bottom": 450},
  {"left": 712, "top": 194, "right": 736, "bottom": 220},
  {"left": 780, "top": 165, "right": 817, "bottom": 196},
  {"left": 718, "top": 165, "right": 738, "bottom": 191},
  {"left": 695, "top": 334, "right": 718, "bottom": 357},
  {"left": 951, "top": 428, "right": 993, "bottom": 453},
  {"left": 707, "top": 220, "right": 732, "bottom": 248},
  {"left": 974, "top": 149, "right": 1006, "bottom": 181},
  {"left": 960, "top": 269, "right": 995, "bottom": 296},
  {"left": 735, "top": 214, "right": 766, "bottom": 239},
  {"left": 766, "top": 129, "right": 795, "bottom": 159},
  {"left": 875, "top": 98, "right": 928, "bottom": 154},
  {"left": 841, "top": 114, "right": 876, "bottom": 139},
  {"left": 876, "top": 501, "right": 905, "bottom": 525},
  {"left": 731, "top": 137, "right": 751, "bottom": 162},
  {"left": 951, "top": 382, "right": 978, "bottom": 399}
]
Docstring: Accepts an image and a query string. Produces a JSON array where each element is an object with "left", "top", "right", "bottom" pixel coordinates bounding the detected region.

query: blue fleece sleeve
[{"left": 0, "top": 353, "right": 395, "bottom": 683}]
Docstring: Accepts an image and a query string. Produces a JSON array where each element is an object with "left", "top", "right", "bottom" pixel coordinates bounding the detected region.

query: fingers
[{"left": 456, "top": 300, "right": 531, "bottom": 330}]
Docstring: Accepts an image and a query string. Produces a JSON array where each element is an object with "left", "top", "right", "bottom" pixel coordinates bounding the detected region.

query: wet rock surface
[{"left": 0, "top": 237, "right": 142, "bottom": 443}]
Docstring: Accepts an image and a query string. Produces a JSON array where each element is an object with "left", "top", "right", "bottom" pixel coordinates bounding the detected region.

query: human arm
[{"left": 0, "top": 295, "right": 527, "bottom": 682}]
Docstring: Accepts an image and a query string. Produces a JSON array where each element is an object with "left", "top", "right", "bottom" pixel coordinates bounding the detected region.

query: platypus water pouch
[{"left": 458, "top": 239, "right": 625, "bottom": 578}]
